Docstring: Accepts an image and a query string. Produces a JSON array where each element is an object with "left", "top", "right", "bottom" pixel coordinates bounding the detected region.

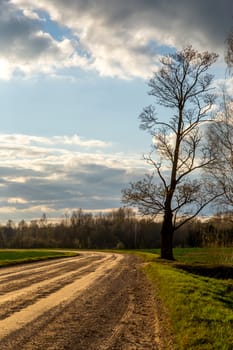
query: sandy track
[{"left": 0, "top": 252, "right": 167, "bottom": 349}]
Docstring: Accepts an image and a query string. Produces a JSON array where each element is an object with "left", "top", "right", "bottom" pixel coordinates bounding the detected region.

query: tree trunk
[{"left": 160, "top": 209, "right": 174, "bottom": 260}]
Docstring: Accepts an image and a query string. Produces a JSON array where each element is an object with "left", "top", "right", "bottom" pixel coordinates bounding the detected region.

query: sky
[{"left": 0, "top": 0, "right": 233, "bottom": 222}]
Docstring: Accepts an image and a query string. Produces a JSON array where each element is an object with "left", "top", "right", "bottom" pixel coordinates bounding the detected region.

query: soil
[{"left": 0, "top": 252, "right": 172, "bottom": 349}]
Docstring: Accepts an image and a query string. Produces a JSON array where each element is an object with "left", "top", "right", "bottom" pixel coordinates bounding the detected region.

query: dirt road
[{"left": 0, "top": 252, "right": 167, "bottom": 349}]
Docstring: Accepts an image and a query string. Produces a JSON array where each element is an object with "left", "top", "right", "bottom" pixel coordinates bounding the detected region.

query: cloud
[
  {"left": 0, "top": 0, "right": 89, "bottom": 79},
  {"left": 53, "top": 135, "right": 111, "bottom": 148},
  {"left": 0, "top": 0, "right": 231, "bottom": 80},
  {"left": 0, "top": 133, "right": 145, "bottom": 221},
  {"left": 0, "top": 133, "right": 111, "bottom": 149}
]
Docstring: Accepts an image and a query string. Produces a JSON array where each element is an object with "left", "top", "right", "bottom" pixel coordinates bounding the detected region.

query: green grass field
[
  {"left": 0, "top": 249, "right": 78, "bottom": 267},
  {"left": 133, "top": 248, "right": 233, "bottom": 350}
]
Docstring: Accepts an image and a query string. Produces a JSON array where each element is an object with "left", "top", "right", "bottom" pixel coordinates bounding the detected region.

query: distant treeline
[{"left": 0, "top": 208, "right": 232, "bottom": 249}]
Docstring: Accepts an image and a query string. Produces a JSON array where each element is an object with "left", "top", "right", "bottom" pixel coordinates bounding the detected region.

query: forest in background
[{"left": 0, "top": 208, "right": 232, "bottom": 249}]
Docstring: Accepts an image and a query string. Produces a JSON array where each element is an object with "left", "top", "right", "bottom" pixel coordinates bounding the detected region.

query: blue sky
[{"left": 0, "top": 0, "right": 232, "bottom": 222}]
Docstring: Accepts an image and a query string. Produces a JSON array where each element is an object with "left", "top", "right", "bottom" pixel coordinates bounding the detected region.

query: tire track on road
[
  {"left": 0, "top": 253, "right": 122, "bottom": 341},
  {"left": 0, "top": 255, "right": 109, "bottom": 320},
  {"left": 0, "top": 255, "right": 83, "bottom": 278},
  {"left": 0, "top": 254, "right": 101, "bottom": 292}
]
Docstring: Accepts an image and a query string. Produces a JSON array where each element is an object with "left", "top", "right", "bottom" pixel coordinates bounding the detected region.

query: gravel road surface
[{"left": 0, "top": 252, "right": 169, "bottom": 349}]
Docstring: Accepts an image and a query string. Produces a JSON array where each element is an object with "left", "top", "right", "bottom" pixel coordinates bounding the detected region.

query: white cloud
[
  {"left": 0, "top": 206, "right": 18, "bottom": 215},
  {"left": 53, "top": 135, "right": 111, "bottom": 148},
  {"left": 3, "top": 176, "right": 28, "bottom": 183},
  {"left": 22, "top": 8, "right": 42, "bottom": 21},
  {"left": 0, "top": 133, "right": 111, "bottom": 148},
  {"left": 8, "top": 197, "right": 28, "bottom": 204}
]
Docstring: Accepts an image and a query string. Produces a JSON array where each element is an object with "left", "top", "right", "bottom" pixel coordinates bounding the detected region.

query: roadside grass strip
[
  {"left": 0, "top": 249, "right": 78, "bottom": 267},
  {"left": 137, "top": 249, "right": 233, "bottom": 350}
]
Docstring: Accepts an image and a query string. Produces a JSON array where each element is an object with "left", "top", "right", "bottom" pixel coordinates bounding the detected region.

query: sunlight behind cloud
[{"left": 0, "top": 58, "right": 13, "bottom": 80}]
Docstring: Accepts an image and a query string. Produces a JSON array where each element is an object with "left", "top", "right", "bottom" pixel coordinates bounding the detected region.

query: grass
[
  {"left": 141, "top": 247, "right": 233, "bottom": 265},
  {"left": 133, "top": 248, "right": 233, "bottom": 350},
  {"left": 0, "top": 249, "right": 78, "bottom": 267},
  {"left": 173, "top": 247, "right": 233, "bottom": 265}
]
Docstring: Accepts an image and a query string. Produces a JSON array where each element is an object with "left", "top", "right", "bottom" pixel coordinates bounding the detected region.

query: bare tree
[
  {"left": 207, "top": 98, "right": 233, "bottom": 208},
  {"left": 122, "top": 46, "right": 221, "bottom": 260},
  {"left": 206, "top": 29, "right": 233, "bottom": 210},
  {"left": 225, "top": 28, "right": 233, "bottom": 71}
]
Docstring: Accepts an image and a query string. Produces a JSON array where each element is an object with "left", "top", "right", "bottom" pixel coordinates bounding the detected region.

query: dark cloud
[
  {"left": 0, "top": 1, "right": 56, "bottom": 59},
  {"left": 47, "top": 0, "right": 233, "bottom": 51},
  {"left": 0, "top": 166, "right": 41, "bottom": 177},
  {"left": 0, "top": 159, "right": 143, "bottom": 219}
]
